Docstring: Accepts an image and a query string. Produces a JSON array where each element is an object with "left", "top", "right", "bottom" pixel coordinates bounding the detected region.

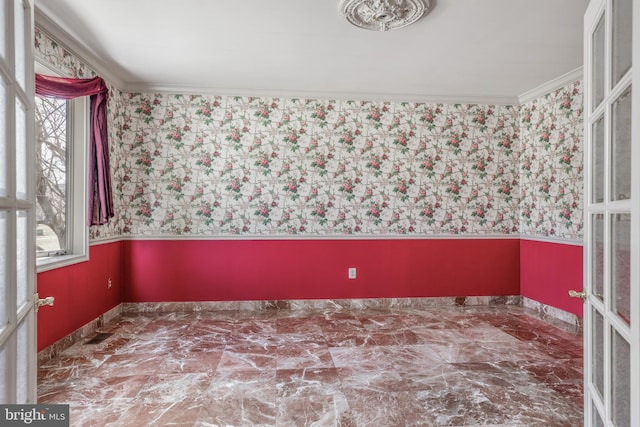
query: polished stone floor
[{"left": 38, "top": 305, "right": 583, "bottom": 426}]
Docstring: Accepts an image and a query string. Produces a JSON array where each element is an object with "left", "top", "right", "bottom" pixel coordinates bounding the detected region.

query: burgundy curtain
[{"left": 35, "top": 74, "right": 114, "bottom": 226}]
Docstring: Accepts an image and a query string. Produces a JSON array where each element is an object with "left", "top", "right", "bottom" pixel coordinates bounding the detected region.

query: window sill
[{"left": 37, "top": 252, "right": 89, "bottom": 273}]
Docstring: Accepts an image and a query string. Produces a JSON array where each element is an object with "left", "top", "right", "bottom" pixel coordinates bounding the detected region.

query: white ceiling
[{"left": 35, "top": 0, "right": 590, "bottom": 104}]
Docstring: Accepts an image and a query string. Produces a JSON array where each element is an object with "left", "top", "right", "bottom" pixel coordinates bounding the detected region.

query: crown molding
[
  {"left": 120, "top": 81, "right": 520, "bottom": 106},
  {"left": 517, "top": 67, "right": 583, "bottom": 105},
  {"left": 34, "top": 6, "right": 127, "bottom": 88}
]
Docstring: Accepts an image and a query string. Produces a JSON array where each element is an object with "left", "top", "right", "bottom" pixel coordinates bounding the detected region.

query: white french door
[
  {"left": 0, "top": 0, "right": 37, "bottom": 404},
  {"left": 583, "top": 0, "right": 638, "bottom": 426}
]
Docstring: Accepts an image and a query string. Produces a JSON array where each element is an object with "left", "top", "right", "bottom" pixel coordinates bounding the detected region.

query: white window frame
[{"left": 35, "top": 59, "right": 88, "bottom": 272}]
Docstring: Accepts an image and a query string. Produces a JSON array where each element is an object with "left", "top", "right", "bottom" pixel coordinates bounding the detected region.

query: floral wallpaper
[
  {"left": 35, "top": 28, "right": 96, "bottom": 80},
  {"left": 114, "top": 95, "right": 520, "bottom": 236},
  {"left": 520, "top": 81, "right": 584, "bottom": 240},
  {"left": 35, "top": 27, "right": 583, "bottom": 241}
]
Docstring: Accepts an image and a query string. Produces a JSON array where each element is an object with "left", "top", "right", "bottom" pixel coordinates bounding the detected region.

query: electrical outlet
[
  {"left": 348, "top": 268, "right": 357, "bottom": 279},
  {"left": 108, "top": 278, "right": 112, "bottom": 289}
]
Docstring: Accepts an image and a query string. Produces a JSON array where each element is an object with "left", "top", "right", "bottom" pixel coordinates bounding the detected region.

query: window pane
[
  {"left": 14, "top": 0, "right": 26, "bottom": 91},
  {"left": 611, "top": 213, "right": 631, "bottom": 324},
  {"left": 612, "top": 0, "right": 632, "bottom": 87},
  {"left": 15, "top": 100, "right": 26, "bottom": 200},
  {"left": 592, "top": 116, "right": 605, "bottom": 203},
  {"left": 16, "top": 211, "right": 27, "bottom": 309},
  {"left": 611, "top": 86, "right": 632, "bottom": 201},
  {"left": 35, "top": 96, "right": 67, "bottom": 254},
  {"left": 592, "top": 13, "right": 606, "bottom": 109},
  {"left": 593, "top": 214, "right": 604, "bottom": 302},
  {"left": 0, "top": 78, "right": 6, "bottom": 197},
  {"left": 0, "top": 211, "right": 7, "bottom": 332},
  {"left": 612, "top": 329, "right": 631, "bottom": 427},
  {"left": 593, "top": 307, "right": 604, "bottom": 400}
]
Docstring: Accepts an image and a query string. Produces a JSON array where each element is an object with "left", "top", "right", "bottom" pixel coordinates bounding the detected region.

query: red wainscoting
[
  {"left": 122, "top": 239, "right": 520, "bottom": 303},
  {"left": 520, "top": 239, "right": 584, "bottom": 317},
  {"left": 37, "top": 241, "right": 124, "bottom": 351}
]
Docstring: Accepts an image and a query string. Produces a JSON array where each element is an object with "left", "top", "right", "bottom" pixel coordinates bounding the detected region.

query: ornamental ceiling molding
[{"left": 338, "top": 0, "right": 432, "bottom": 31}]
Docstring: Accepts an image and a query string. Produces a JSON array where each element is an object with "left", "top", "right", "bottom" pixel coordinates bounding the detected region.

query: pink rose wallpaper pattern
[
  {"left": 114, "top": 94, "right": 520, "bottom": 236},
  {"left": 520, "top": 81, "right": 584, "bottom": 240},
  {"left": 35, "top": 27, "right": 583, "bottom": 241}
]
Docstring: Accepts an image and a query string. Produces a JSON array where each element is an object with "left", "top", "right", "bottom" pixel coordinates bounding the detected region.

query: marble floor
[{"left": 38, "top": 305, "right": 584, "bottom": 426}]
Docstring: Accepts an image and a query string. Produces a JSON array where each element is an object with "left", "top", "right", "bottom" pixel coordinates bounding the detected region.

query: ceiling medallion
[{"left": 339, "top": 0, "right": 431, "bottom": 32}]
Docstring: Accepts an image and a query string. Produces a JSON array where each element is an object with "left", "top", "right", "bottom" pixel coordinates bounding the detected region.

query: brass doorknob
[{"left": 568, "top": 289, "right": 587, "bottom": 303}]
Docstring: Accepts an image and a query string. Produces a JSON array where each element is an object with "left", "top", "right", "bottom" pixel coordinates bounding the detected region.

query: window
[
  {"left": 35, "top": 61, "right": 88, "bottom": 271},
  {"left": 35, "top": 95, "right": 67, "bottom": 254}
]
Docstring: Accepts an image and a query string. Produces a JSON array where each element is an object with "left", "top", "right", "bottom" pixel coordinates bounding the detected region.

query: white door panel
[
  {"left": 0, "top": 0, "right": 36, "bottom": 404},
  {"left": 582, "top": 0, "right": 638, "bottom": 425}
]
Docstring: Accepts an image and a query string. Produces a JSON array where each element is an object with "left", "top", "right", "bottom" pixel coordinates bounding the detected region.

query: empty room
[{"left": 1, "top": 0, "right": 638, "bottom": 426}]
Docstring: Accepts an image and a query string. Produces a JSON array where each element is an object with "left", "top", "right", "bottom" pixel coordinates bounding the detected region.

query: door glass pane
[
  {"left": 0, "top": 78, "right": 6, "bottom": 197},
  {"left": 0, "top": 342, "right": 8, "bottom": 403},
  {"left": 593, "top": 307, "right": 605, "bottom": 399},
  {"left": 16, "top": 211, "right": 27, "bottom": 309},
  {"left": 593, "top": 214, "right": 605, "bottom": 302},
  {"left": 16, "top": 100, "right": 26, "bottom": 200},
  {"left": 16, "top": 318, "right": 29, "bottom": 403},
  {"left": 612, "top": 87, "right": 632, "bottom": 201},
  {"left": 14, "top": 0, "right": 26, "bottom": 91},
  {"left": 612, "top": 0, "right": 633, "bottom": 86},
  {"left": 0, "top": 211, "right": 7, "bottom": 332},
  {"left": 592, "top": 13, "right": 606, "bottom": 109},
  {"left": 593, "top": 116, "right": 605, "bottom": 203},
  {"left": 0, "top": 1, "right": 6, "bottom": 59},
  {"left": 593, "top": 404, "right": 605, "bottom": 427},
  {"left": 612, "top": 329, "right": 631, "bottom": 427},
  {"left": 611, "top": 213, "right": 631, "bottom": 324}
]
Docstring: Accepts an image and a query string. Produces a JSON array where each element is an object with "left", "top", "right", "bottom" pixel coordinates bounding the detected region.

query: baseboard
[
  {"left": 37, "top": 304, "right": 122, "bottom": 363},
  {"left": 522, "top": 297, "right": 583, "bottom": 334},
  {"left": 121, "top": 296, "right": 523, "bottom": 314}
]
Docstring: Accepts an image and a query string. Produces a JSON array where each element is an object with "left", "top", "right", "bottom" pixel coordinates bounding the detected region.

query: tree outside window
[{"left": 35, "top": 95, "right": 68, "bottom": 254}]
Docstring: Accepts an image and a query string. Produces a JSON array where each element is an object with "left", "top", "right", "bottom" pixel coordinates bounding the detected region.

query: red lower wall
[
  {"left": 520, "top": 239, "right": 583, "bottom": 317},
  {"left": 122, "top": 239, "right": 520, "bottom": 302},
  {"left": 37, "top": 241, "right": 124, "bottom": 351}
]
